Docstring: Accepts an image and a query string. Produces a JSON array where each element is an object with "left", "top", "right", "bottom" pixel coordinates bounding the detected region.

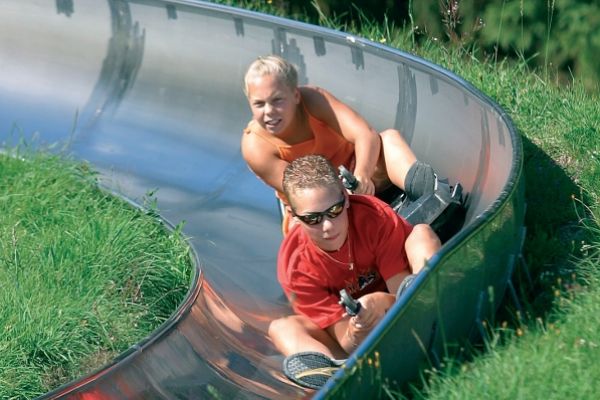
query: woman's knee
[{"left": 378, "top": 128, "right": 402, "bottom": 143}]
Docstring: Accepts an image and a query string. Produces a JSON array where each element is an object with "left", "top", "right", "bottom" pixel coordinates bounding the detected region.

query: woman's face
[{"left": 246, "top": 74, "right": 299, "bottom": 136}]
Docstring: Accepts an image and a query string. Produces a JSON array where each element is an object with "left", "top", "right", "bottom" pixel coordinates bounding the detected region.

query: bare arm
[
  {"left": 385, "top": 271, "right": 413, "bottom": 298},
  {"left": 327, "top": 268, "right": 420, "bottom": 354},
  {"left": 241, "top": 131, "right": 288, "bottom": 194},
  {"left": 326, "top": 291, "right": 395, "bottom": 354},
  {"left": 301, "top": 86, "right": 380, "bottom": 195}
]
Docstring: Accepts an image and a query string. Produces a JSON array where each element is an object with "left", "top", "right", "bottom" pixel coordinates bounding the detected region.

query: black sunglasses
[{"left": 292, "top": 195, "right": 346, "bottom": 225}]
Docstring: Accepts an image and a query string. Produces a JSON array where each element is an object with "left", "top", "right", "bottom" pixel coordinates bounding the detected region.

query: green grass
[
  {"left": 413, "top": 239, "right": 600, "bottom": 400},
  {"left": 215, "top": 1, "right": 600, "bottom": 398},
  {"left": 0, "top": 148, "right": 193, "bottom": 398},
  {"left": 404, "top": 55, "right": 600, "bottom": 398}
]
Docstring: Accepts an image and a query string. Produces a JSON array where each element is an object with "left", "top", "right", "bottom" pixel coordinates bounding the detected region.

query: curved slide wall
[{"left": 0, "top": 1, "right": 525, "bottom": 398}]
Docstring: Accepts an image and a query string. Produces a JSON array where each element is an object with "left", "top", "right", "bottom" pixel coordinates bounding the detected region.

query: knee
[
  {"left": 267, "top": 318, "right": 284, "bottom": 336},
  {"left": 268, "top": 317, "right": 288, "bottom": 341},
  {"left": 407, "top": 224, "right": 441, "bottom": 250},
  {"left": 405, "top": 224, "right": 441, "bottom": 274},
  {"left": 379, "top": 128, "right": 402, "bottom": 143},
  {"left": 268, "top": 314, "right": 311, "bottom": 339}
]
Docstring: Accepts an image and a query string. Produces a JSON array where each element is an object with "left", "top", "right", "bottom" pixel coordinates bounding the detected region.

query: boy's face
[
  {"left": 246, "top": 74, "right": 299, "bottom": 136},
  {"left": 289, "top": 186, "right": 349, "bottom": 252}
]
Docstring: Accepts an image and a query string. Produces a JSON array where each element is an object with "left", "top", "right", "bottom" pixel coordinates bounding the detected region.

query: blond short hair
[
  {"left": 283, "top": 155, "right": 342, "bottom": 206},
  {"left": 243, "top": 55, "right": 298, "bottom": 96}
]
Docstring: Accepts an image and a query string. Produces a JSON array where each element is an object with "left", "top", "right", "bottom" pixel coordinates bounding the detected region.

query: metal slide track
[{"left": 0, "top": 1, "right": 524, "bottom": 398}]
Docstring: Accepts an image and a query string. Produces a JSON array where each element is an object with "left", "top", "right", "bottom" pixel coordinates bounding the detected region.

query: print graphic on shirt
[{"left": 344, "top": 269, "right": 379, "bottom": 296}]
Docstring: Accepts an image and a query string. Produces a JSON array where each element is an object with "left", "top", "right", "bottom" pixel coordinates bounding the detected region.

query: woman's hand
[{"left": 353, "top": 174, "right": 375, "bottom": 195}]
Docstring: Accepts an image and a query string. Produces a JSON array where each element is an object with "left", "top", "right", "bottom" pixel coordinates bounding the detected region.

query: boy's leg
[
  {"left": 268, "top": 315, "right": 347, "bottom": 359},
  {"left": 404, "top": 223, "right": 441, "bottom": 274}
]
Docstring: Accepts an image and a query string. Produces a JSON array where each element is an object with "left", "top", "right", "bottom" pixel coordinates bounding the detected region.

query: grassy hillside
[
  {"left": 409, "top": 34, "right": 600, "bottom": 400},
  {"left": 0, "top": 148, "right": 193, "bottom": 398}
]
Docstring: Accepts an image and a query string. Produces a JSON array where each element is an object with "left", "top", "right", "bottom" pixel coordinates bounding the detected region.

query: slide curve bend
[{"left": 0, "top": 1, "right": 525, "bottom": 398}]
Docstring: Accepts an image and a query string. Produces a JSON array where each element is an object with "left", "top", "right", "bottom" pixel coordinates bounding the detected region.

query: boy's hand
[
  {"left": 350, "top": 292, "right": 394, "bottom": 331},
  {"left": 353, "top": 175, "right": 375, "bottom": 195},
  {"left": 339, "top": 291, "right": 394, "bottom": 352}
]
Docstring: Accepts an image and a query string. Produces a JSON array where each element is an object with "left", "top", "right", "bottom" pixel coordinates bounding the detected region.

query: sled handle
[{"left": 339, "top": 289, "right": 361, "bottom": 316}]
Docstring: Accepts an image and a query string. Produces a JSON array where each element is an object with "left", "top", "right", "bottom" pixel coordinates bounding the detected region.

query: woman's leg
[{"left": 377, "top": 129, "right": 417, "bottom": 190}]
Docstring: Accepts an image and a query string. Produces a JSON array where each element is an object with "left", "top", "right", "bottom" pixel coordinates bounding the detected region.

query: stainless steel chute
[{"left": 0, "top": 1, "right": 524, "bottom": 398}]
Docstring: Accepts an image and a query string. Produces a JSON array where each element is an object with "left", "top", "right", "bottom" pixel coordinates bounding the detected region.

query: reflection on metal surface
[
  {"left": 469, "top": 108, "right": 492, "bottom": 208},
  {"left": 0, "top": 0, "right": 524, "bottom": 398},
  {"left": 272, "top": 28, "right": 307, "bottom": 85},
  {"left": 349, "top": 42, "right": 364, "bottom": 70},
  {"left": 313, "top": 36, "right": 326, "bottom": 56},
  {"left": 234, "top": 17, "right": 244, "bottom": 36},
  {"left": 429, "top": 75, "right": 439, "bottom": 95},
  {"left": 56, "top": 0, "right": 74, "bottom": 17},
  {"left": 166, "top": 4, "right": 177, "bottom": 20},
  {"left": 81, "top": 0, "right": 145, "bottom": 128},
  {"left": 395, "top": 63, "right": 417, "bottom": 144}
]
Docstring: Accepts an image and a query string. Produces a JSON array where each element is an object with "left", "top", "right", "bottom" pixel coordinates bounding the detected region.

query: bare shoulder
[
  {"left": 299, "top": 85, "right": 334, "bottom": 103},
  {"left": 299, "top": 86, "right": 337, "bottom": 121},
  {"left": 241, "top": 128, "right": 288, "bottom": 190},
  {"left": 241, "top": 130, "right": 280, "bottom": 176}
]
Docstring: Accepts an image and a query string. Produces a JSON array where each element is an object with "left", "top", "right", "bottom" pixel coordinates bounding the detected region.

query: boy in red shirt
[{"left": 270, "top": 155, "right": 440, "bottom": 388}]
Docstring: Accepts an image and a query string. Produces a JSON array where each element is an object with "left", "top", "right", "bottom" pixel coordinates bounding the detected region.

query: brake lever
[
  {"left": 338, "top": 165, "right": 358, "bottom": 192},
  {"left": 339, "top": 289, "right": 361, "bottom": 316}
]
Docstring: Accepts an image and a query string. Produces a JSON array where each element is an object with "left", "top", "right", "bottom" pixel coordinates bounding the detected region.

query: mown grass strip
[{"left": 0, "top": 148, "right": 193, "bottom": 399}]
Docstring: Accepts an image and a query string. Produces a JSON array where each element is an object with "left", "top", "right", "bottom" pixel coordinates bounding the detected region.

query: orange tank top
[{"left": 244, "top": 105, "right": 355, "bottom": 203}]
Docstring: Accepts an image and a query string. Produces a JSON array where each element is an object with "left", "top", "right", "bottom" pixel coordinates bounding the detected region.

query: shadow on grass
[
  {"left": 389, "top": 135, "right": 598, "bottom": 399},
  {"left": 508, "top": 134, "right": 594, "bottom": 321}
]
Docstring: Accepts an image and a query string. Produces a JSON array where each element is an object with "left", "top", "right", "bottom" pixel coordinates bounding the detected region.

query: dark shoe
[
  {"left": 395, "top": 179, "right": 466, "bottom": 243},
  {"left": 283, "top": 351, "right": 346, "bottom": 390}
]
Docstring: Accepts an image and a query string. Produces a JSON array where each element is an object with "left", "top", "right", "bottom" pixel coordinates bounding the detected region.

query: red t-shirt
[{"left": 277, "top": 195, "right": 413, "bottom": 329}]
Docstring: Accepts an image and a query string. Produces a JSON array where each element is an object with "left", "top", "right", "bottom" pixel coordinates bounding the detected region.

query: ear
[{"left": 294, "top": 88, "right": 301, "bottom": 104}]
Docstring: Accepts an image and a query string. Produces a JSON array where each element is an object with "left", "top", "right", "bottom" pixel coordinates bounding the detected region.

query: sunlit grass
[
  {"left": 413, "top": 220, "right": 600, "bottom": 400},
  {"left": 0, "top": 148, "right": 193, "bottom": 398}
]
